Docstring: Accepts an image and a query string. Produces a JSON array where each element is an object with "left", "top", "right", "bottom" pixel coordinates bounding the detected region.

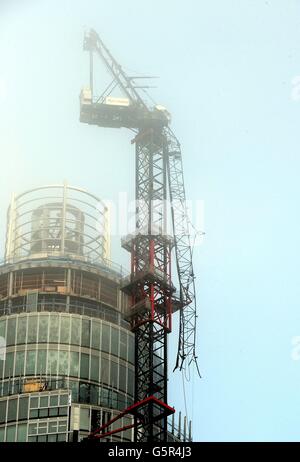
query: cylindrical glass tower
[{"left": 0, "top": 184, "right": 134, "bottom": 442}]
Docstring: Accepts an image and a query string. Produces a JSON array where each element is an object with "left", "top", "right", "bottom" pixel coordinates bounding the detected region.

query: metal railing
[{"left": 0, "top": 254, "right": 130, "bottom": 278}]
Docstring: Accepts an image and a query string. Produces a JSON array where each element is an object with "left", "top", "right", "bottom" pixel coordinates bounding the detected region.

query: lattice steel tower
[{"left": 80, "top": 29, "right": 199, "bottom": 442}]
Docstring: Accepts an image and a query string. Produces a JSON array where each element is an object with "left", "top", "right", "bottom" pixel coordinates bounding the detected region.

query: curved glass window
[
  {"left": 49, "top": 316, "right": 59, "bottom": 343},
  {"left": 15, "top": 351, "right": 25, "bottom": 376},
  {"left": 60, "top": 317, "right": 70, "bottom": 344},
  {"left": 71, "top": 317, "right": 81, "bottom": 345},
  {"left": 90, "top": 355, "right": 99, "bottom": 382},
  {"left": 58, "top": 351, "right": 69, "bottom": 376},
  {"left": 17, "top": 317, "right": 27, "bottom": 344},
  {"left": 70, "top": 352, "right": 79, "bottom": 378},
  {"left": 48, "top": 350, "right": 58, "bottom": 376},
  {"left": 120, "top": 331, "right": 127, "bottom": 361},
  {"left": 80, "top": 353, "right": 89, "bottom": 379},
  {"left": 0, "top": 313, "right": 134, "bottom": 407},
  {"left": 119, "top": 365, "right": 127, "bottom": 392},
  {"left": 27, "top": 316, "right": 38, "bottom": 343},
  {"left": 111, "top": 328, "right": 119, "bottom": 356},
  {"left": 6, "top": 318, "right": 16, "bottom": 346},
  {"left": 26, "top": 351, "right": 36, "bottom": 375},
  {"left": 81, "top": 319, "right": 90, "bottom": 348},
  {"left": 4, "top": 352, "right": 14, "bottom": 378},
  {"left": 37, "top": 349, "right": 47, "bottom": 375},
  {"left": 110, "top": 360, "right": 118, "bottom": 389},
  {"left": 101, "top": 324, "right": 110, "bottom": 353},
  {"left": 91, "top": 321, "right": 100, "bottom": 350},
  {"left": 38, "top": 315, "right": 49, "bottom": 343}
]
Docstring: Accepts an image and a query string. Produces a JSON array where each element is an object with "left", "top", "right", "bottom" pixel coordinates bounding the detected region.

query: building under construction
[{"left": 0, "top": 184, "right": 191, "bottom": 442}]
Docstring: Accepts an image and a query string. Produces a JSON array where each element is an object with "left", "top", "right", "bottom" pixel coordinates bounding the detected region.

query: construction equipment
[{"left": 80, "top": 29, "right": 199, "bottom": 442}]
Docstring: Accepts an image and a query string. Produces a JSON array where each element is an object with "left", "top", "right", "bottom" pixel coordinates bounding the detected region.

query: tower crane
[{"left": 80, "top": 29, "right": 199, "bottom": 442}]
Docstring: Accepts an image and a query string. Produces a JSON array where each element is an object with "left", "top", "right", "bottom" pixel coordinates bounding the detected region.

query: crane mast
[{"left": 80, "top": 29, "right": 199, "bottom": 442}]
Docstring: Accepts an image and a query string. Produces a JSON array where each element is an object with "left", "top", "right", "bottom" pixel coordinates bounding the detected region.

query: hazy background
[{"left": 1, "top": 0, "right": 300, "bottom": 441}]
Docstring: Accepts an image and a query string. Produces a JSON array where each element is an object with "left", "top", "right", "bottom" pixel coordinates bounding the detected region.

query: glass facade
[
  {"left": 0, "top": 256, "right": 135, "bottom": 442},
  {"left": 0, "top": 313, "right": 134, "bottom": 409},
  {"left": 0, "top": 391, "right": 70, "bottom": 442}
]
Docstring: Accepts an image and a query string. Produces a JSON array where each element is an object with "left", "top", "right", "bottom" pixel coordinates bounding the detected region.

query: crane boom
[{"left": 165, "top": 127, "right": 199, "bottom": 372}]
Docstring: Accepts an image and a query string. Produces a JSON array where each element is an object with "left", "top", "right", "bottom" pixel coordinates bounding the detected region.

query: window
[
  {"left": 0, "top": 400, "right": 7, "bottom": 423},
  {"left": 57, "top": 433, "right": 66, "bottom": 442},
  {"left": 38, "top": 315, "right": 49, "bottom": 342},
  {"left": 128, "top": 369, "right": 134, "bottom": 396},
  {"left": 60, "top": 317, "right": 70, "bottom": 344},
  {"left": 30, "top": 397, "right": 38, "bottom": 408},
  {"left": 111, "top": 328, "right": 119, "bottom": 356},
  {"left": 101, "top": 388, "right": 110, "bottom": 407},
  {"left": 15, "top": 351, "right": 25, "bottom": 376},
  {"left": 81, "top": 319, "right": 90, "bottom": 348},
  {"left": 17, "top": 317, "right": 27, "bottom": 344},
  {"left": 80, "top": 353, "right": 89, "bottom": 380},
  {"left": 38, "top": 435, "right": 47, "bottom": 442},
  {"left": 39, "top": 409, "right": 48, "bottom": 418},
  {"left": 70, "top": 382, "right": 79, "bottom": 402},
  {"left": 117, "top": 393, "right": 126, "bottom": 411},
  {"left": 17, "top": 423, "right": 27, "bottom": 442},
  {"left": 48, "top": 350, "right": 58, "bottom": 376},
  {"left": 90, "top": 355, "right": 99, "bottom": 382},
  {"left": 38, "top": 421, "right": 47, "bottom": 434},
  {"left": 26, "top": 291, "right": 38, "bottom": 312},
  {"left": 90, "top": 384, "right": 98, "bottom": 405},
  {"left": 80, "top": 408, "right": 90, "bottom": 431},
  {"left": 50, "top": 395, "right": 58, "bottom": 407},
  {"left": 28, "top": 422, "right": 37, "bottom": 435},
  {"left": 112, "top": 390, "right": 118, "bottom": 409},
  {"left": 26, "top": 350, "right": 36, "bottom": 375},
  {"left": 111, "top": 361, "right": 118, "bottom": 388},
  {"left": 58, "top": 407, "right": 68, "bottom": 416},
  {"left": 4, "top": 352, "right": 14, "bottom": 378},
  {"left": 48, "top": 434, "right": 57, "bottom": 442},
  {"left": 6, "top": 425, "right": 16, "bottom": 442},
  {"left": 69, "top": 352, "right": 79, "bottom": 377},
  {"left": 71, "top": 317, "right": 80, "bottom": 345},
  {"left": 40, "top": 396, "right": 48, "bottom": 408},
  {"left": 6, "top": 318, "right": 16, "bottom": 346},
  {"left": 59, "top": 350, "right": 69, "bottom": 376},
  {"left": 18, "top": 397, "right": 29, "bottom": 420},
  {"left": 7, "top": 399, "right": 17, "bottom": 422},
  {"left": 27, "top": 316, "right": 38, "bottom": 343},
  {"left": 37, "top": 349, "right": 47, "bottom": 375},
  {"left": 91, "top": 321, "right": 100, "bottom": 349},
  {"left": 49, "top": 315, "right": 59, "bottom": 343},
  {"left": 128, "top": 335, "right": 134, "bottom": 363},
  {"left": 59, "top": 394, "right": 68, "bottom": 406},
  {"left": 29, "top": 409, "right": 38, "bottom": 419},
  {"left": 101, "top": 324, "right": 110, "bottom": 353},
  {"left": 49, "top": 408, "right": 58, "bottom": 417},
  {"left": 0, "top": 427, "right": 4, "bottom": 442},
  {"left": 119, "top": 364, "right": 127, "bottom": 392},
  {"left": 101, "top": 357, "right": 109, "bottom": 384},
  {"left": 58, "top": 421, "right": 67, "bottom": 432},
  {"left": 0, "top": 319, "right": 6, "bottom": 341},
  {"left": 79, "top": 382, "right": 90, "bottom": 403},
  {"left": 48, "top": 421, "right": 57, "bottom": 433},
  {"left": 120, "top": 331, "right": 127, "bottom": 361}
]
